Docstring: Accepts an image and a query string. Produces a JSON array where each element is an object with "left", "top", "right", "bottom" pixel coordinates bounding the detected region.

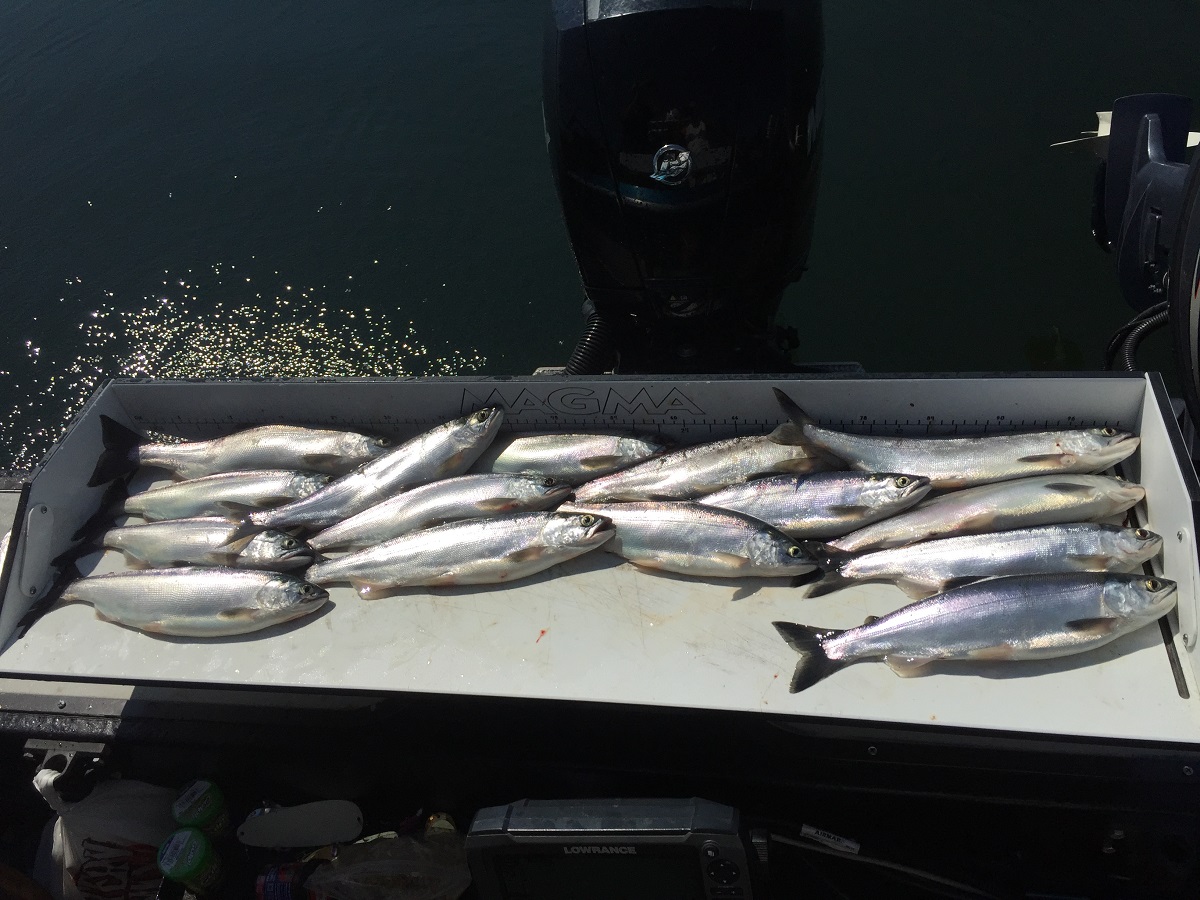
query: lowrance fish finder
[{"left": 465, "top": 798, "right": 754, "bottom": 900}]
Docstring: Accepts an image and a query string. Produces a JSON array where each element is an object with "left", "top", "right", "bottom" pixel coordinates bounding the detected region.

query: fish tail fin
[
  {"left": 772, "top": 621, "right": 848, "bottom": 692},
  {"left": 800, "top": 544, "right": 854, "bottom": 597},
  {"left": 50, "top": 540, "right": 101, "bottom": 570},
  {"left": 71, "top": 480, "right": 128, "bottom": 542},
  {"left": 802, "top": 571, "right": 854, "bottom": 598},
  {"left": 772, "top": 388, "right": 817, "bottom": 427},
  {"left": 87, "top": 415, "right": 143, "bottom": 487},
  {"left": 217, "top": 519, "right": 267, "bottom": 549},
  {"left": 15, "top": 561, "right": 83, "bottom": 634}
]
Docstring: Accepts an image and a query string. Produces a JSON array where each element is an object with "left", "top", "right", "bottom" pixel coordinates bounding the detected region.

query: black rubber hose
[
  {"left": 1103, "top": 301, "right": 1168, "bottom": 370},
  {"left": 1114, "top": 309, "right": 1170, "bottom": 372},
  {"left": 563, "top": 309, "right": 617, "bottom": 375}
]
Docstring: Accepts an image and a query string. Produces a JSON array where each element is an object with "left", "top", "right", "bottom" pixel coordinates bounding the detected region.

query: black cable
[
  {"left": 1103, "top": 301, "right": 1168, "bottom": 370},
  {"left": 563, "top": 309, "right": 617, "bottom": 375},
  {"left": 769, "top": 833, "right": 1006, "bottom": 900},
  {"left": 1114, "top": 309, "right": 1170, "bottom": 371}
]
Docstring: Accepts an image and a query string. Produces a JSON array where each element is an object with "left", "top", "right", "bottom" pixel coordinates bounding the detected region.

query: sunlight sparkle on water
[{"left": 0, "top": 270, "right": 485, "bottom": 472}]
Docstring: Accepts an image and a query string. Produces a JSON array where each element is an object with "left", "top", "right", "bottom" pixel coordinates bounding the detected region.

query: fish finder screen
[{"left": 493, "top": 849, "right": 705, "bottom": 900}]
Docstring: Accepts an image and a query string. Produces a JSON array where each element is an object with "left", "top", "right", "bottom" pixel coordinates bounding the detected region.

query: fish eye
[
  {"left": 281, "top": 537, "right": 298, "bottom": 549},
  {"left": 1145, "top": 578, "right": 1161, "bottom": 591},
  {"left": 894, "top": 476, "right": 911, "bottom": 488},
  {"left": 1101, "top": 427, "right": 1117, "bottom": 437},
  {"left": 787, "top": 545, "right": 803, "bottom": 558},
  {"left": 374, "top": 437, "right": 392, "bottom": 447},
  {"left": 469, "top": 411, "right": 489, "bottom": 425},
  {"left": 1135, "top": 528, "right": 1149, "bottom": 539},
  {"left": 578, "top": 514, "right": 597, "bottom": 527},
  {"left": 542, "top": 477, "right": 556, "bottom": 487}
]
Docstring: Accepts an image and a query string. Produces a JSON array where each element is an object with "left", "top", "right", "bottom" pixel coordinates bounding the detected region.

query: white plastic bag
[
  {"left": 304, "top": 832, "right": 471, "bottom": 900},
  {"left": 33, "top": 769, "right": 177, "bottom": 900}
]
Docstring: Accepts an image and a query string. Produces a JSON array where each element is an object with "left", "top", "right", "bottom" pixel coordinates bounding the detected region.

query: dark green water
[{"left": 1, "top": 0, "right": 1198, "bottom": 469}]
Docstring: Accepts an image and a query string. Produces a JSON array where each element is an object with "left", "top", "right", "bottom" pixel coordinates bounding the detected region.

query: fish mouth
[
  {"left": 544, "top": 485, "right": 574, "bottom": 503},
  {"left": 900, "top": 475, "right": 933, "bottom": 500},
  {"left": 1091, "top": 434, "right": 1141, "bottom": 467},
  {"left": 276, "top": 549, "right": 317, "bottom": 569},
  {"left": 583, "top": 516, "right": 615, "bottom": 543}
]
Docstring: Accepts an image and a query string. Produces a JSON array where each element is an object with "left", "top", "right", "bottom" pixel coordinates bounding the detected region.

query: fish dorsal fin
[
  {"left": 772, "top": 388, "right": 817, "bottom": 426},
  {"left": 884, "top": 655, "right": 936, "bottom": 677},
  {"left": 1064, "top": 617, "right": 1121, "bottom": 635}
]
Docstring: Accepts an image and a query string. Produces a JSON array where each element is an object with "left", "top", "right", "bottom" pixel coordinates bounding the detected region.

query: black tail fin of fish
[
  {"left": 772, "top": 621, "right": 849, "bottom": 692},
  {"left": 798, "top": 543, "right": 855, "bottom": 597},
  {"left": 772, "top": 388, "right": 817, "bottom": 427},
  {"left": 14, "top": 561, "right": 83, "bottom": 635},
  {"left": 87, "top": 415, "right": 144, "bottom": 487},
  {"left": 50, "top": 540, "right": 102, "bottom": 570},
  {"left": 71, "top": 479, "right": 128, "bottom": 542}
]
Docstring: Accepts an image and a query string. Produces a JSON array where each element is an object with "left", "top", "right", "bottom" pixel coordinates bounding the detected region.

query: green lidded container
[
  {"left": 157, "top": 827, "right": 225, "bottom": 894},
  {"left": 172, "top": 779, "right": 230, "bottom": 836}
]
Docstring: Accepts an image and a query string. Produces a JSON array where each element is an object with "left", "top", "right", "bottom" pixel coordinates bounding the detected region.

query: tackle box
[{"left": 1, "top": 373, "right": 1198, "bottom": 751}]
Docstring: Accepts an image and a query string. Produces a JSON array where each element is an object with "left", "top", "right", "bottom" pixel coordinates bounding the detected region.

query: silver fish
[
  {"left": 559, "top": 501, "right": 819, "bottom": 578},
  {"left": 773, "top": 388, "right": 1139, "bottom": 489},
  {"left": 572, "top": 424, "right": 829, "bottom": 502},
  {"left": 306, "top": 512, "right": 614, "bottom": 596},
  {"left": 828, "top": 475, "right": 1145, "bottom": 554},
  {"left": 74, "top": 471, "right": 333, "bottom": 536},
  {"left": 76, "top": 518, "right": 315, "bottom": 571},
  {"left": 249, "top": 408, "right": 503, "bottom": 533},
  {"left": 61, "top": 567, "right": 329, "bottom": 637},
  {"left": 700, "top": 472, "right": 932, "bottom": 539},
  {"left": 810, "top": 524, "right": 1163, "bottom": 599},
  {"left": 774, "top": 572, "right": 1177, "bottom": 691},
  {"left": 309, "top": 473, "right": 571, "bottom": 551},
  {"left": 88, "top": 414, "right": 391, "bottom": 486},
  {"left": 471, "top": 432, "right": 668, "bottom": 484}
]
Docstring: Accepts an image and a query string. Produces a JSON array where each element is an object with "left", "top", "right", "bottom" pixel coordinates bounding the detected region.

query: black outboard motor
[
  {"left": 1092, "top": 94, "right": 1200, "bottom": 431},
  {"left": 545, "top": 0, "right": 824, "bottom": 374}
]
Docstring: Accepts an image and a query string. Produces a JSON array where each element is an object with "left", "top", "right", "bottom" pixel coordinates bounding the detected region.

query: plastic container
[
  {"left": 157, "top": 828, "right": 224, "bottom": 895},
  {"left": 172, "top": 780, "right": 230, "bottom": 837}
]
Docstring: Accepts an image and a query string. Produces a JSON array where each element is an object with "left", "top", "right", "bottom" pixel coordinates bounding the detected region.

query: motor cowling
[{"left": 545, "top": 0, "right": 824, "bottom": 373}]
